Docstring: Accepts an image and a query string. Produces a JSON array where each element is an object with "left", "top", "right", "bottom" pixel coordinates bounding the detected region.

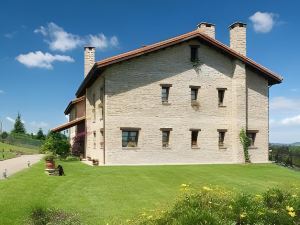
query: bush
[
  {"left": 65, "top": 155, "right": 80, "bottom": 161},
  {"left": 26, "top": 206, "right": 81, "bottom": 225},
  {"left": 43, "top": 153, "right": 56, "bottom": 161},
  {"left": 41, "top": 132, "right": 70, "bottom": 157},
  {"left": 129, "top": 186, "right": 300, "bottom": 225}
]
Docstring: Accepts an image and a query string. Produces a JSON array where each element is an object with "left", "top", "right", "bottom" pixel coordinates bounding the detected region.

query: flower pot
[{"left": 45, "top": 160, "right": 55, "bottom": 169}]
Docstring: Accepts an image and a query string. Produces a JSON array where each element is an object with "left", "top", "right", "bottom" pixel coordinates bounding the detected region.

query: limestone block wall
[{"left": 84, "top": 39, "right": 269, "bottom": 165}]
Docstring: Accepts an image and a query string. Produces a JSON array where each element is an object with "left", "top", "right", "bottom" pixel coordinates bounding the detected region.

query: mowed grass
[
  {"left": 0, "top": 162, "right": 300, "bottom": 225},
  {"left": 0, "top": 142, "right": 39, "bottom": 160}
]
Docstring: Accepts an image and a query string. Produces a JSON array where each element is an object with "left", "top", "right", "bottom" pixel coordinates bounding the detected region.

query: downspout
[{"left": 103, "top": 76, "right": 106, "bottom": 165}]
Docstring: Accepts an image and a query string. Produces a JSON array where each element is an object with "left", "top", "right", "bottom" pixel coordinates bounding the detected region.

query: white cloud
[
  {"left": 35, "top": 23, "right": 83, "bottom": 52},
  {"left": 16, "top": 51, "right": 74, "bottom": 69},
  {"left": 281, "top": 115, "right": 300, "bottom": 126},
  {"left": 4, "top": 31, "right": 17, "bottom": 39},
  {"left": 34, "top": 22, "right": 119, "bottom": 51},
  {"left": 0, "top": 90, "right": 4, "bottom": 94},
  {"left": 270, "top": 97, "right": 300, "bottom": 111},
  {"left": 6, "top": 116, "right": 15, "bottom": 123},
  {"left": 29, "top": 121, "right": 49, "bottom": 128},
  {"left": 249, "top": 11, "right": 277, "bottom": 33}
]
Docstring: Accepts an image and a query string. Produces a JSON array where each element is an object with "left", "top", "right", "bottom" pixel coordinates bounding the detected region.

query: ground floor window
[
  {"left": 218, "top": 129, "right": 227, "bottom": 147},
  {"left": 121, "top": 128, "right": 140, "bottom": 147},
  {"left": 247, "top": 130, "right": 258, "bottom": 147},
  {"left": 160, "top": 128, "right": 172, "bottom": 148},
  {"left": 190, "top": 129, "right": 201, "bottom": 147}
]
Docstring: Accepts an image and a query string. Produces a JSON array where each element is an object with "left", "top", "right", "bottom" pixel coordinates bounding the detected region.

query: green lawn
[
  {"left": 0, "top": 142, "right": 39, "bottom": 160},
  {"left": 0, "top": 162, "right": 299, "bottom": 225}
]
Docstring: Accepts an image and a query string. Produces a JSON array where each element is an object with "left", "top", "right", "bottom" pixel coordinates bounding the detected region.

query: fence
[{"left": 0, "top": 133, "right": 43, "bottom": 149}]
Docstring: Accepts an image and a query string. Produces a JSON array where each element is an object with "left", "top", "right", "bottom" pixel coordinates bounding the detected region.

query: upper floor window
[
  {"left": 218, "top": 129, "right": 227, "bottom": 147},
  {"left": 217, "top": 88, "right": 227, "bottom": 107},
  {"left": 247, "top": 130, "right": 258, "bottom": 147},
  {"left": 190, "top": 45, "right": 199, "bottom": 62},
  {"left": 160, "top": 84, "right": 172, "bottom": 104},
  {"left": 121, "top": 128, "right": 140, "bottom": 148},
  {"left": 93, "top": 131, "right": 96, "bottom": 149},
  {"left": 190, "top": 85, "right": 200, "bottom": 101},
  {"left": 160, "top": 128, "right": 172, "bottom": 148}
]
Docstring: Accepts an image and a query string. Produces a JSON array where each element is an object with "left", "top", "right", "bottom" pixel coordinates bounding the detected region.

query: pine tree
[
  {"left": 11, "top": 113, "right": 26, "bottom": 134},
  {"left": 36, "top": 128, "right": 45, "bottom": 140}
]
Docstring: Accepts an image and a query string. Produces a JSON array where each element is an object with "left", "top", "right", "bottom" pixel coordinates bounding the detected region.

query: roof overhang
[
  {"left": 76, "top": 30, "right": 283, "bottom": 97},
  {"left": 64, "top": 96, "right": 85, "bottom": 115},
  {"left": 51, "top": 117, "right": 85, "bottom": 133}
]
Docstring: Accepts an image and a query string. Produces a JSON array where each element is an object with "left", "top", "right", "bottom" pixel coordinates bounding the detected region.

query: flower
[
  {"left": 181, "top": 184, "right": 189, "bottom": 188},
  {"left": 286, "top": 206, "right": 294, "bottom": 212},
  {"left": 240, "top": 212, "right": 247, "bottom": 218},
  {"left": 288, "top": 211, "right": 296, "bottom": 217},
  {"left": 202, "top": 186, "right": 212, "bottom": 191},
  {"left": 228, "top": 205, "right": 233, "bottom": 209}
]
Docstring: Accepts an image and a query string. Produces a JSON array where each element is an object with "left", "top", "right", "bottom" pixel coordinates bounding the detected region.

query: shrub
[
  {"left": 43, "top": 154, "right": 56, "bottom": 162},
  {"left": 65, "top": 155, "right": 80, "bottom": 161},
  {"left": 26, "top": 206, "right": 81, "bottom": 225},
  {"left": 41, "top": 132, "right": 70, "bottom": 157},
  {"left": 128, "top": 186, "right": 300, "bottom": 225}
]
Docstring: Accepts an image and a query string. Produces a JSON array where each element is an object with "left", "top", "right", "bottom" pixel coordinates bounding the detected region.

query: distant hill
[{"left": 291, "top": 142, "right": 300, "bottom": 146}]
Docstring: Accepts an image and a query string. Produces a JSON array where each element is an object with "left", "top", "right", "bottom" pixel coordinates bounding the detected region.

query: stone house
[{"left": 52, "top": 22, "right": 282, "bottom": 165}]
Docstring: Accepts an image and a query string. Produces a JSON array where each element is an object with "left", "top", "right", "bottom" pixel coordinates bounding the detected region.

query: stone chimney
[
  {"left": 197, "top": 22, "right": 215, "bottom": 39},
  {"left": 84, "top": 46, "right": 95, "bottom": 77},
  {"left": 229, "top": 22, "right": 246, "bottom": 55}
]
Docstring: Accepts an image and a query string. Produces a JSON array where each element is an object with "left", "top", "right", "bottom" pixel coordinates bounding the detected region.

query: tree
[
  {"left": 0, "top": 131, "right": 8, "bottom": 140},
  {"left": 36, "top": 128, "right": 46, "bottom": 140},
  {"left": 11, "top": 113, "right": 26, "bottom": 134},
  {"left": 41, "top": 131, "right": 70, "bottom": 157}
]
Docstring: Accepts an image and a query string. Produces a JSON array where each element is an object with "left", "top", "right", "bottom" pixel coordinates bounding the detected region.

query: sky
[{"left": 0, "top": 0, "right": 299, "bottom": 143}]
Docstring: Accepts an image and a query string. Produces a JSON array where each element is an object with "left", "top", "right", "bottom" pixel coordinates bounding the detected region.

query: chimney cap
[
  {"left": 229, "top": 22, "right": 247, "bottom": 29},
  {"left": 197, "top": 22, "right": 215, "bottom": 28},
  {"left": 84, "top": 46, "right": 96, "bottom": 49}
]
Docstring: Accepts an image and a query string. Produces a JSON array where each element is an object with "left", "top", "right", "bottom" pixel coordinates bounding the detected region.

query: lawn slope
[
  {"left": 0, "top": 142, "right": 39, "bottom": 160},
  {"left": 0, "top": 162, "right": 299, "bottom": 225}
]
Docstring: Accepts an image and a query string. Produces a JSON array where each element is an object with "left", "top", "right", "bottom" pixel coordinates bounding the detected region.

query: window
[
  {"left": 190, "top": 45, "right": 199, "bottom": 62},
  {"left": 190, "top": 129, "right": 200, "bottom": 147},
  {"left": 160, "top": 128, "right": 172, "bottom": 147},
  {"left": 121, "top": 128, "right": 140, "bottom": 147},
  {"left": 217, "top": 88, "right": 227, "bottom": 106},
  {"left": 218, "top": 129, "right": 227, "bottom": 147},
  {"left": 100, "top": 129, "right": 104, "bottom": 148},
  {"left": 190, "top": 85, "right": 200, "bottom": 101},
  {"left": 247, "top": 130, "right": 258, "bottom": 147},
  {"left": 93, "top": 131, "right": 96, "bottom": 149},
  {"left": 160, "top": 84, "right": 172, "bottom": 103}
]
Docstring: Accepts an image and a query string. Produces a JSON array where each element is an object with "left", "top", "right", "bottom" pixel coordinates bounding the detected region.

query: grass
[
  {"left": 0, "top": 142, "right": 39, "bottom": 160},
  {"left": 0, "top": 162, "right": 300, "bottom": 225}
]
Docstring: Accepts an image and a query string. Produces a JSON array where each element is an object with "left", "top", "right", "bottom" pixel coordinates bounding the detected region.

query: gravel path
[{"left": 0, "top": 154, "right": 44, "bottom": 180}]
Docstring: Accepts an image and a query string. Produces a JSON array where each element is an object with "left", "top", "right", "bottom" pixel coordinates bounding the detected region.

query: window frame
[
  {"left": 218, "top": 129, "right": 227, "bottom": 147},
  {"left": 190, "top": 45, "right": 200, "bottom": 62},
  {"left": 160, "top": 84, "right": 172, "bottom": 104},
  {"left": 190, "top": 85, "right": 200, "bottom": 102},
  {"left": 120, "top": 127, "right": 140, "bottom": 148},
  {"left": 246, "top": 130, "right": 258, "bottom": 148},
  {"left": 190, "top": 128, "right": 201, "bottom": 148},
  {"left": 160, "top": 128, "right": 172, "bottom": 148},
  {"left": 217, "top": 88, "right": 227, "bottom": 107}
]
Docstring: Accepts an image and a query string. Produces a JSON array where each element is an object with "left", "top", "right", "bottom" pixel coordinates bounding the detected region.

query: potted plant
[{"left": 44, "top": 154, "right": 55, "bottom": 169}]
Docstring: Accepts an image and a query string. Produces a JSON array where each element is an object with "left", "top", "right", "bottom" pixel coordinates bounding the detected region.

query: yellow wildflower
[
  {"left": 240, "top": 212, "right": 247, "bottom": 219},
  {"left": 181, "top": 183, "right": 189, "bottom": 188},
  {"left": 202, "top": 186, "right": 212, "bottom": 191},
  {"left": 288, "top": 211, "right": 296, "bottom": 217},
  {"left": 286, "top": 206, "right": 294, "bottom": 212}
]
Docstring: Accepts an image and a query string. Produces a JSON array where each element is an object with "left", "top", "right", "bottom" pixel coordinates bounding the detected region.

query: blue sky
[{"left": 0, "top": 0, "right": 299, "bottom": 143}]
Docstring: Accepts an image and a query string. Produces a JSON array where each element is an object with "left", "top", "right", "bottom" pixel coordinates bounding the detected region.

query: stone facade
[{"left": 84, "top": 38, "right": 270, "bottom": 165}]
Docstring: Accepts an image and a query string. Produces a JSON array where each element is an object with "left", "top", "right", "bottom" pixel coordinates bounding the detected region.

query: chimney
[
  {"left": 84, "top": 46, "right": 95, "bottom": 77},
  {"left": 229, "top": 22, "right": 247, "bottom": 55},
  {"left": 197, "top": 22, "right": 215, "bottom": 39}
]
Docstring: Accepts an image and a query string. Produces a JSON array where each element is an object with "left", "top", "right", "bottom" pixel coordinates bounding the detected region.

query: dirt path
[{"left": 0, "top": 154, "right": 43, "bottom": 179}]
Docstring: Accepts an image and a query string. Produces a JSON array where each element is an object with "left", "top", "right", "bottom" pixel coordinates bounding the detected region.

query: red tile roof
[{"left": 76, "top": 29, "right": 283, "bottom": 97}]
